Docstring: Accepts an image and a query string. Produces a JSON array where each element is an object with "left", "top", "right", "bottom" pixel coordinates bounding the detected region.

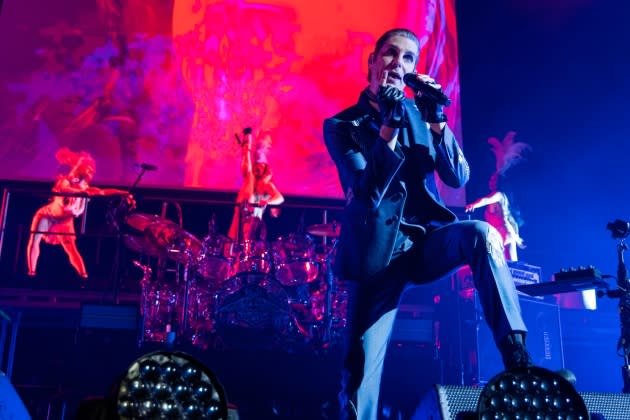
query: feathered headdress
[
  {"left": 55, "top": 146, "right": 96, "bottom": 174},
  {"left": 488, "top": 131, "right": 531, "bottom": 175},
  {"left": 254, "top": 130, "right": 273, "bottom": 164}
]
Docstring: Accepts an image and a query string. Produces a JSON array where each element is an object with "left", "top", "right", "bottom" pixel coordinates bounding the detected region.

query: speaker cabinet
[
  {"left": 413, "top": 384, "right": 630, "bottom": 420},
  {"left": 579, "top": 392, "right": 630, "bottom": 420},
  {"left": 475, "top": 293, "right": 564, "bottom": 384},
  {"left": 434, "top": 286, "right": 564, "bottom": 386}
]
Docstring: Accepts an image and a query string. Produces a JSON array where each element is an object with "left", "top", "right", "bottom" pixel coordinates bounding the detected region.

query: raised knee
[{"left": 471, "top": 221, "right": 505, "bottom": 262}]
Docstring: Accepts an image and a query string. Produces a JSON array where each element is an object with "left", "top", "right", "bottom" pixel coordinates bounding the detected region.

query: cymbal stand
[
  {"left": 173, "top": 248, "right": 194, "bottom": 346},
  {"left": 599, "top": 235, "right": 630, "bottom": 393},
  {"left": 107, "top": 165, "right": 150, "bottom": 302},
  {"left": 106, "top": 165, "right": 149, "bottom": 231},
  {"left": 321, "top": 240, "right": 338, "bottom": 345},
  {"left": 614, "top": 239, "right": 630, "bottom": 393},
  {"left": 133, "top": 260, "right": 152, "bottom": 347}
]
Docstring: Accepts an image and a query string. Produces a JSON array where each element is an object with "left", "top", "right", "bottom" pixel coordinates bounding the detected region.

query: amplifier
[
  {"left": 508, "top": 261, "right": 543, "bottom": 299},
  {"left": 453, "top": 262, "right": 544, "bottom": 298},
  {"left": 508, "top": 260, "right": 542, "bottom": 284},
  {"left": 474, "top": 293, "right": 564, "bottom": 384}
]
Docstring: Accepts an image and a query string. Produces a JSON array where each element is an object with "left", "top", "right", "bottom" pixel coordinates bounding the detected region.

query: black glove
[
  {"left": 377, "top": 85, "right": 406, "bottom": 128},
  {"left": 240, "top": 127, "right": 253, "bottom": 148},
  {"left": 415, "top": 95, "right": 448, "bottom": 123}
]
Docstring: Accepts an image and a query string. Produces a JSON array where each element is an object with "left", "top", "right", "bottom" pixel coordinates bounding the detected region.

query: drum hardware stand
[
  {"left": 171, "top": 247, "right": 194, "bottom": 347},
  {"left": 106, "top": 164, "right": 151, "bottom": 302},
  {"left": 158, "top": 200, "right": 184, "bottom": 300},
  {"left": 600, "top": 219, "right": 630, "bottom": 393},
  {"left": 161, "top": 200, "right": 183, "bottom": 227},
  {"left": 133, "top": 260, "right": 152, "bottom": 347},
  {"left": 318, "top": 239, "right": 339, "bottom": 346},
  {"left": 236, "top": 202, "right": 248, "bottom": 244}
]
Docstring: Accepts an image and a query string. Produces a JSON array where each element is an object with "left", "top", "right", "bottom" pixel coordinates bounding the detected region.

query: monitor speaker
[
  {"left": 412, "top": 384, "right": 478, "bottom": 420},
  {"left": 412, "top": 384, "right": 630, "bottom": 420}
]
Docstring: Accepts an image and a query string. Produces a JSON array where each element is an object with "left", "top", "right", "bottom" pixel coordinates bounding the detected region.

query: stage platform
[
  {"left": 0, "top": 181, "right": 627, "bottom": 418},
  {"left": 0, "top": 286, "right": 442, "bottom": 419}
]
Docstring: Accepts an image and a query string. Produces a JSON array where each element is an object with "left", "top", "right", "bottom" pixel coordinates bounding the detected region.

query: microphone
[
  {"left": 403, "top": 73, "right": 451, "bottom": 106},
  {"left": 139, "top": 163, "right": 158, "bottom": 171},
  {"left": 607, "top": 219, "right": 630, "bottom": 239}
]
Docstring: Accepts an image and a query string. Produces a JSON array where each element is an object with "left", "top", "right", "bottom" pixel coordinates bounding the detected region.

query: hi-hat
[{"left": 306, "top": 222, "right": 342, "bottom": 237}]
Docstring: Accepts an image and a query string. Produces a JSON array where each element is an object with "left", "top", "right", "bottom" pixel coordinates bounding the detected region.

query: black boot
[{"left": 499, "top": 332, "right": 533, "bottom": 370}]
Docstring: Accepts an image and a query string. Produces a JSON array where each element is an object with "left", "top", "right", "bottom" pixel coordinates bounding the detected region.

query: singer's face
[{"left": 368, "top": 35, "right": 418, "bottom": 94}]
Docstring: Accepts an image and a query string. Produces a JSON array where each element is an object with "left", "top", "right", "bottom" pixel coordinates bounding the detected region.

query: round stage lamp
[
  {"left": 117, "top": 351, "right": 228, "bottom": 419},
  {"left": 477, "top": 366, "right": 590, "bottom": 419}
]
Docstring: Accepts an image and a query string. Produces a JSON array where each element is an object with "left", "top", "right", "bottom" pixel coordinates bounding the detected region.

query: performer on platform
[
  {"left": 465, "top": 131, "right": 530, "bottom": 261},
  {"left": 26, "top": 147, "right": 134, "bottom": 281},
  {"left": 227, "top": 128, "right": 284, "bottom": 243},
  {"left": 323, "top": 28, "right": 533, "bottom": 419}
]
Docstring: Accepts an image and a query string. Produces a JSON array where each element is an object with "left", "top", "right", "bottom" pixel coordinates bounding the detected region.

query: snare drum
[
  {"left": 196, "top": 234, "right": 234, "bottom": 285},
  {"left": 272, "top": 233, "right": 319, "bottom": 286}
]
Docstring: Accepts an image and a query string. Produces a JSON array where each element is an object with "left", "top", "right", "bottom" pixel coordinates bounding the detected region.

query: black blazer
[{"left": 323, "top": 90, "right": 470, "bottom": 280}]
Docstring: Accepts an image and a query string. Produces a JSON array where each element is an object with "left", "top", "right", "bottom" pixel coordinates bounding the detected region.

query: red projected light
[{"left": 0, "top": 0, "right": 463, "bottom": 203}]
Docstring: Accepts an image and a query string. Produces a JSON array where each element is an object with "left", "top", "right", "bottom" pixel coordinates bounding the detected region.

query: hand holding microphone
[
  {"left": 235, "top": 127, "right": 253, "bottom": 150},
  {"left": 377, "top": 71, "right": 406, "bottom": 128},
  {"left": 405, "top": 73, "right": 449, "bottom": 124},
  {"left": 403, "top": 73, "right": 451, "bottom": 106}
]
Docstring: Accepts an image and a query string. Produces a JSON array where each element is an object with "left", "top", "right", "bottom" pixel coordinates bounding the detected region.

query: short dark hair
[
  {"left": 367, "top": 28, "right": 420, "bottom": 82},
  {"left": 374, "top": 28, "right": 420, "bottom": 57}
]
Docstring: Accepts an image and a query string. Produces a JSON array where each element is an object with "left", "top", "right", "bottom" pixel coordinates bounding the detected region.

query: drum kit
[{"left": 124, "top": 212, "right": 348, "bottom": 351}]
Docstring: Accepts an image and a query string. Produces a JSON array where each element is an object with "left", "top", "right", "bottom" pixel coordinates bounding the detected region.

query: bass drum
[
  {"left": 213, "top": 273, "right": 290, "bottom": 349},
  {"left": 271, "top": 233, "right": 319, "bottom": 286}
]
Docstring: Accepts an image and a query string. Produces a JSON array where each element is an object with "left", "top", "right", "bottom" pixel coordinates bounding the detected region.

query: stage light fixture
[
  {"left": 477, "top": 366, "right": 590, "bottom": 419},
  {"left": 117, "top": 351, "right": 228, "bottom": 419}
]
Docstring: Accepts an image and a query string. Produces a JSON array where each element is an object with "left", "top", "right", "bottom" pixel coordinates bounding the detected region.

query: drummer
[{"left": 227, "top": 128, "right": 284, "bottom": 243}]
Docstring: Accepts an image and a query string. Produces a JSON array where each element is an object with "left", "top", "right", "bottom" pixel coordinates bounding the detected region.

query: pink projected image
[{"left": 0, "top": 0, "right": 463, "bottom": 203}]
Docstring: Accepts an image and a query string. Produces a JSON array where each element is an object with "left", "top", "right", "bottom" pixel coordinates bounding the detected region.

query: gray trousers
[{"left": 339, "top": 220, "right": 527, "bottom": 420}]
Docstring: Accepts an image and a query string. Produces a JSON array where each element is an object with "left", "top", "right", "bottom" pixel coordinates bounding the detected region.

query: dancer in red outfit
[
  {"left": 26, "top": 147, "right": 134, "bottom": 280},
  {"left": 465, "top": 131, "right": 530, "bottom": 261},
  {"left": 227, "top": 128, "right": 284, "bottom": 243}
]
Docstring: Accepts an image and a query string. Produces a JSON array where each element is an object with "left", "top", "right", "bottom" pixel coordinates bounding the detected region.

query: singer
[{"left": 323, "top": 28, "right": 532, "bottom": 420}]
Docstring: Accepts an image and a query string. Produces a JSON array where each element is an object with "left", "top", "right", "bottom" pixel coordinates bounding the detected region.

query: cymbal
[
  {"left": 126, "top": 212, "right": 170, "bottom": 232},
  {"left": 144, "top": 221, "right": 202, "bottom": 262},
  {"left": 306, "top": 222, "right": 342, "bottom": 238},
  {"left": 122, "top": 234, "right": 164, "bottom": 258}
]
